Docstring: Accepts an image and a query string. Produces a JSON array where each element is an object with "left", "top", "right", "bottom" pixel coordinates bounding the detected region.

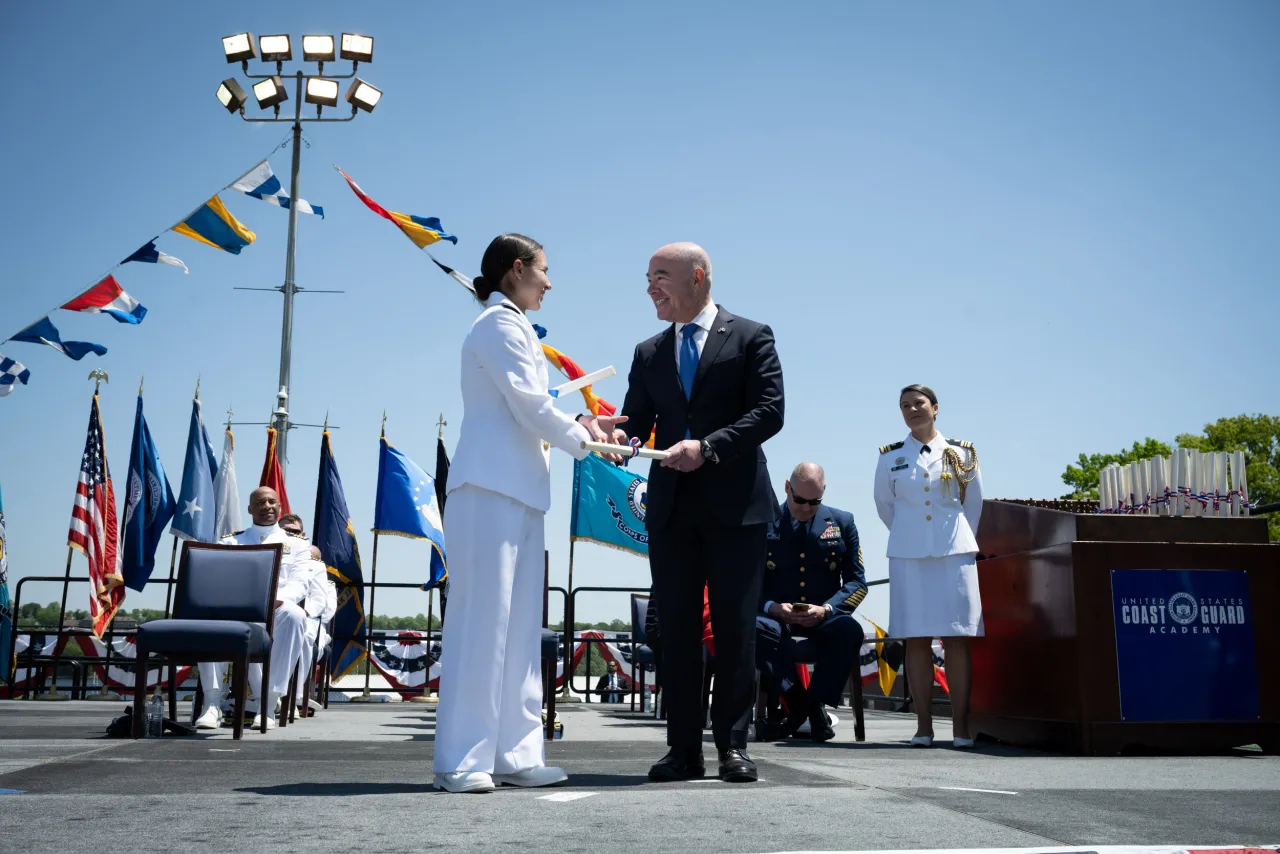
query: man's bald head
[
  {"left": 785, "top": 463, "right": 826, "bottom": 522},
  {"left": 647, "top": 242, "right": 714, "bottom": 324},
  {"left": 248, "top": 486, "right": 282, "bottom": 527},
  {"left": 790, "top": 462, "right": 825, "bottom": 490}
]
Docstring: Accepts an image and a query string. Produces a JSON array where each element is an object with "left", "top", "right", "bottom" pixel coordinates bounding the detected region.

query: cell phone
[{"left": 792, "top": 603, "right": 811, "bottom": 612}]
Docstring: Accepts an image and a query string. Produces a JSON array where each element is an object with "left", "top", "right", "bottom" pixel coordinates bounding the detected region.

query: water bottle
[{"left": 146, "top": 692, "right": 164, "bottom": 738}]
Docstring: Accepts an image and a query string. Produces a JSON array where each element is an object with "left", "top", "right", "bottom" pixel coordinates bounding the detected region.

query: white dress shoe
[
  {"left": 493, "top": 766, "right": 568, "bottom": 788},
  {"left": 194, "top": 705, "right": 222, "bottom": 730},
  {"left": 952, "top": 737, "right": 975, "bottom": 749},
  {"left": 909, "top": 735, "right": 934, "bottom": 747},
  {"left": 251, "top": 712, "right": 277, "bottom": 731},
  {"left": 434, "top": 772, "right": 495, "bottom": 794}
]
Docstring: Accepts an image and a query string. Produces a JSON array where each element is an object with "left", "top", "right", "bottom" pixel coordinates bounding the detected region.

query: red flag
[
  {"left": 68, "top": 393, "right": 124, "bottom": 637},
  {"left": 259, "top": 427, "right": 291, "bottom": 514}
]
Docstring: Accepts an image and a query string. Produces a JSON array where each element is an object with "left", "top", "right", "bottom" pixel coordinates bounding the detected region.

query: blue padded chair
[
  {"left": 133, "top": 542, "right": 283, "bottom": 739},
  {"left": 629, "top": 593, "right": 657, "bottom": 714}
]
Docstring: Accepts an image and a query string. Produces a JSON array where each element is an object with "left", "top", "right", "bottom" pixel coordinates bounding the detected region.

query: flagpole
[
  {"left": 350, "top": 531, "right": 379, "bottom": 703},
  {"left": 163, "top": 537, "right": 179, "bottom": 618},
  {"left": 561, "top": 538, "right": 576, "bottom": 699},
  {"left": 33, "top": 547, "right": 75, "bottom": 701}
]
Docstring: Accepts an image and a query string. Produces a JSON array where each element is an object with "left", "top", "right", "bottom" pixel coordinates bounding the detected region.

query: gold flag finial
[
  {"left": 380, "top": 410, "right": 387, "bottom": 438},
  {"left": 323, "top": 409, "right": 330, "bottom": 433},
  {"left": 138, "top": 375, "right": 145, "bottom": 396},
  {"left": 88, "top": 369, "right": 109, "bottom": 394},
  {"left": 194, "top": 375, "right": 201, "bottom": 400},
  {"left": 437, "top": 412, "right": 447, "bottom": 440},
  {"left": 225, "top": 404, "right": 234, "bottom": 431}
]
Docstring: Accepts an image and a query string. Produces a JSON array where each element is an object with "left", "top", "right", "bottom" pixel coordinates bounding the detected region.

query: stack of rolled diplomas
[{"left": 1097, "top": 449, "right": 1248, "bottom": 517}]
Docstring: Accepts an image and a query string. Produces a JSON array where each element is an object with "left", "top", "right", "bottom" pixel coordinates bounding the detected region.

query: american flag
[{"left": 68, "top": 394, "right": 123, "bottom": 637}]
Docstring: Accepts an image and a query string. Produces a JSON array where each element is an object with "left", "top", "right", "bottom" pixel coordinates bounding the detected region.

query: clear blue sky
[{"left": 2, "top": 1, "right": 1277, "bottom": 628}]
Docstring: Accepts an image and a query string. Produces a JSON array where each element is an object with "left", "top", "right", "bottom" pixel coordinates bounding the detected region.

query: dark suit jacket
[
  {"left": 620, "top": 305, "right": 784, "bottom": 531},
  {"left": 761, "top": 503, "right": 869, "bottom": 615}
]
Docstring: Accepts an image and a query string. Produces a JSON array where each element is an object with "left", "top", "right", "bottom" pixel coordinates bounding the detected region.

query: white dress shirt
[
  {"left": 448, "top": 293, "right": 591, "bottom": 513},
  {"left": 874, "top": 432, "right": 983, "bottom": 559},
  {"left": 674, "top": 303, "right": 718, "bottom": 374}
]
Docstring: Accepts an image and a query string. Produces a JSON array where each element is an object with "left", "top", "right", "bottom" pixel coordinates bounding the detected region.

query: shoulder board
[
  {"left": 947, "top": 438, "right": 973, "bottom": 450},
  {"left": 232, "top": 529, "right": 246, "bottom": 536},
  {"left": 879, "top": 441, "right": 904, "bottom": 455}
]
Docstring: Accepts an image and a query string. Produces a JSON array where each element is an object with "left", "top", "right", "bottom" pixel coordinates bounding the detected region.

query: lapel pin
[{"left": 716, "top": 327, "right": 726, "bottom": 333}]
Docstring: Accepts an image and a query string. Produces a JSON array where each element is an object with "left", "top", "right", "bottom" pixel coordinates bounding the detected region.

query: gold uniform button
[
  {"left": 799, "top": 581, "right": 806, "bottom": 587},
  {"left": 799, "top": 567, "right": 805, "bottom": 573},
  {"left": 800, "top": 596, "right": 807, "bottom": 602},
  {"left": 829, "top": 562, "right": 837, "bottom": 570},
  {"left": 799, "top": 553, "right": 805, "bottom": 559},
  {"left": 926, "top": 514, "right": 932, "bottom": 521},
  {"left": 925, "top": 500, "right": 931, "bottom": 506},
  {"left": 924, "top": 486, "right": 930, "bottom": 492},
  {"left": 766, "top": 561, "right": 776, "bottom": 570}
]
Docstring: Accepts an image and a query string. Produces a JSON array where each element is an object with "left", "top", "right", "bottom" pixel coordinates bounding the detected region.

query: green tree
[
  {"left": 1061, "top": 438, "right": 1172, "bottom": 500},
  {"left": 1176, "top": 414, "right": 1279, "bottom": 541}
]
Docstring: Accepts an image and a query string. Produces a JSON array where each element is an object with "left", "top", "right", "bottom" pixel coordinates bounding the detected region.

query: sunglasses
[{"left": 791, "top": 494, "right": 823, "bottom": 507}]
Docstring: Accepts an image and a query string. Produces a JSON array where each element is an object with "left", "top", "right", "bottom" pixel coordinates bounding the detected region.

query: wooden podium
[{"left": 972, "top": 499, "right": 1279, "bottom": 755}]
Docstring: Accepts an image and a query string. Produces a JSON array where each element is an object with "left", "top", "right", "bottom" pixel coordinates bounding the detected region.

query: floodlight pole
[{"left": 236, "top": 64, "right": 359, "bottom": 478}]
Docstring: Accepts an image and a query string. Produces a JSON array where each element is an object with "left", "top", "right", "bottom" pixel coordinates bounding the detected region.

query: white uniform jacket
[
  {"left": 448, "top": 292, "right": 592, "bottom": 512},
  {"left": 874, "top": 433, "right": 983, "bottom": 559},
  {"left": 219, "top": 524, "right": 312, "bottom": 606}
]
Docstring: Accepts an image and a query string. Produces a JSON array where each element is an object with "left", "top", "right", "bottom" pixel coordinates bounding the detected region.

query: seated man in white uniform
[
  {"left": 193, "top": 487, "right": 314, "bottom": 730},
  {"left": 276, "top": 515, "right": 338, "bottom": 716}
]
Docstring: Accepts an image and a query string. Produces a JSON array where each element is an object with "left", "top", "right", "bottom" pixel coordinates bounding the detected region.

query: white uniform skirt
[{"left": 888, "top": 553, "right": 983, "bottom": 638}]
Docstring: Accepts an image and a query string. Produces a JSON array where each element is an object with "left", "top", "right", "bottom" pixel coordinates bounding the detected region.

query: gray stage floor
[{"left": 0, "top": 699, "right": 1276, "bottom": 853}]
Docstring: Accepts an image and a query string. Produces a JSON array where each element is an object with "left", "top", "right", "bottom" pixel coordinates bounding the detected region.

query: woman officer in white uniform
[
  {"left": 873, "top": 384, "right": 983, "bottom": 749},
  {"left": 434, "top": 233, "right": 626, "bottom": 794}
]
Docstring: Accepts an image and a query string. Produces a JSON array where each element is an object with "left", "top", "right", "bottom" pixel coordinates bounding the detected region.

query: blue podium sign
[{"left": 1111, "top": 569, "right": 1259, "bottom": 722}]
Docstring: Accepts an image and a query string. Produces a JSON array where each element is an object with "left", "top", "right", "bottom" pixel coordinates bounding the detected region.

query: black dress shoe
[
  {"left": 717, "top": 748, "right": 758, "bottom": 782},
  {"left": 807, "top": 708, "right": 836, "bottom": 743},
  {"left": 648, "top": 748, "right": 706, "bottom": 782}
]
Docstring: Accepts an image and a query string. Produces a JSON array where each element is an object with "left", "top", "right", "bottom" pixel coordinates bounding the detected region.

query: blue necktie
[
  {"left": 679, "top": 324, "right": 698, "bottom": 399},
  {"left": 679, "top": 325, "right": 698, "bottom": 440}
]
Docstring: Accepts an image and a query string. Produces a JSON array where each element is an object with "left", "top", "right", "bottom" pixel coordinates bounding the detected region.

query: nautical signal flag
[
  {"left": 372, "top": 435, "right": 447, "bottom": 592},
  {"left": 122, "top": 240, "right": 188, "bottom": 273},
  {"left": 230, "top": 160, "right": 324, "bottom": 217},
  {"left": 334, "top": 165, "right": 456, "bottom": 249},
  {"left": 0, "top": 355, "right": 30, "bottom": 397},
  {"left": 61, "top": 275, "right": 147, "bottom": 325},
  {"left": 11, "top": 317, "right": 107, "bottom": 361},
  {"left": 172, "top": 194, "right": 256, "bottom": 254}
]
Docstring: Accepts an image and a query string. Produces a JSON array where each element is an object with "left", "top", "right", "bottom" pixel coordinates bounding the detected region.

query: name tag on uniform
[{"left": 891, "top": 464, "right": 908, "bottom": 471}]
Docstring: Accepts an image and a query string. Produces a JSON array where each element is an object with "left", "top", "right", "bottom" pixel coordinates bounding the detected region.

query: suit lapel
[
  {"left": 690, "top": 306, "right": 733, "bottom": 402},
  {"left": 651, "top": 325, "right": 684, "bottom": 404}
]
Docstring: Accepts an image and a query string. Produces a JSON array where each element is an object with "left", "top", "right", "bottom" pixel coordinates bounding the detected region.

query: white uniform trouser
[
  {"left": 433, "top": 485, "right": 546, "bottom": 775},
  {"left": 197, "top": 601, "right": 308, "bottom": 702},
  {"left": 297, "top": 618, "right": 330, "bottom": 693}
]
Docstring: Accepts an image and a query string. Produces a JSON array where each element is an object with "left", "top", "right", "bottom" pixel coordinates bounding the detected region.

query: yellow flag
[{"left": 868, "top": 618, "right": 896, "bottom": 698}]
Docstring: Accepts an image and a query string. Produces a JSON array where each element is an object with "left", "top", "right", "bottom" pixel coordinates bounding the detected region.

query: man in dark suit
[
  {"left": 617, "top": 242, "right": 784, "bottom": 783},
  {"left": 595, "top": 659, "right": 626, "bottom": 703},
  {"left": 757, "top": 462, "right": 868, "bottom": 742}
]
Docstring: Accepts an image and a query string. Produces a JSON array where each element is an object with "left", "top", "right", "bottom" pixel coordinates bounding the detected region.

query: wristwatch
[{"left": 700, "top": 440, "right": 717, "bottom": 463}]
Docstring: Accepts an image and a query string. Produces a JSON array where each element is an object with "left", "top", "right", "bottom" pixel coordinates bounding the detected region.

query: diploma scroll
[
  {"left": 549, "top": 366, "right": 616, "bottom": 399},
  {"left": 580, "top": 439, "right": 669, "bottom": 461}
]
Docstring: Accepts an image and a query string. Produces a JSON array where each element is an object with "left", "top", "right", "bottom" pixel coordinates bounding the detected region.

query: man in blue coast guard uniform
[{"left": 757, "top": 463, "right": 867, "bottom": 742}]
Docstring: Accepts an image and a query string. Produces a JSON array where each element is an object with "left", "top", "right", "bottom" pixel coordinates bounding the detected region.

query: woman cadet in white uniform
[
  {"left": 434, "top": 233, "right": 627, "bottom": 794},
  {"left": 873, "top": 384, "right": 983, "bottom": 749}
]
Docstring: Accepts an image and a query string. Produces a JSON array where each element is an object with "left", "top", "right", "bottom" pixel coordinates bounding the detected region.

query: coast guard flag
[
  {"left": 571, "top": 453, "right": 648, "bottom": 557},
  {"left": 61, "top": 275, "right": 147, "bottom": 324},
  {"left": 231, "top": 160, "right": 324, "bottom": 217},
  {"left": 172, "top": 397, "right": 219, "bottom": 543},
  {"left": 313, "top": 431, "right": 366, "bottom": 679},
  {"left": 11, "top": 317, "right": 107, "bottom": 360},
  {"left": 0, "top": 355, "right": 30, "bottom": 397},
  {"left": 373, "top": 435, "right": 447, "bottom": 591},
  {"left": 122, "top": 240, "right": 188, "bottom": 273},
  {"left": 0, "top": 480, "right": 13, "bottom": 683},
  {"left": 121, "top": 394, "right": 177, "bottom": 591},
  {"left": 213, "top": 426, "right": 242, "bottom": 540}
]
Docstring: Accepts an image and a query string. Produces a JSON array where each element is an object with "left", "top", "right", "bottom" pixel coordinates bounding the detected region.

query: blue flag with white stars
[{"left": 372, "top": 436, "right": 447, "bottom": 591}]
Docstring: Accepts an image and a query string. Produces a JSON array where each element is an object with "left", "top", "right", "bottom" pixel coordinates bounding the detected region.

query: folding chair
[{"left": 133, "top": 542, "right": 282, "bottom": 739}]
